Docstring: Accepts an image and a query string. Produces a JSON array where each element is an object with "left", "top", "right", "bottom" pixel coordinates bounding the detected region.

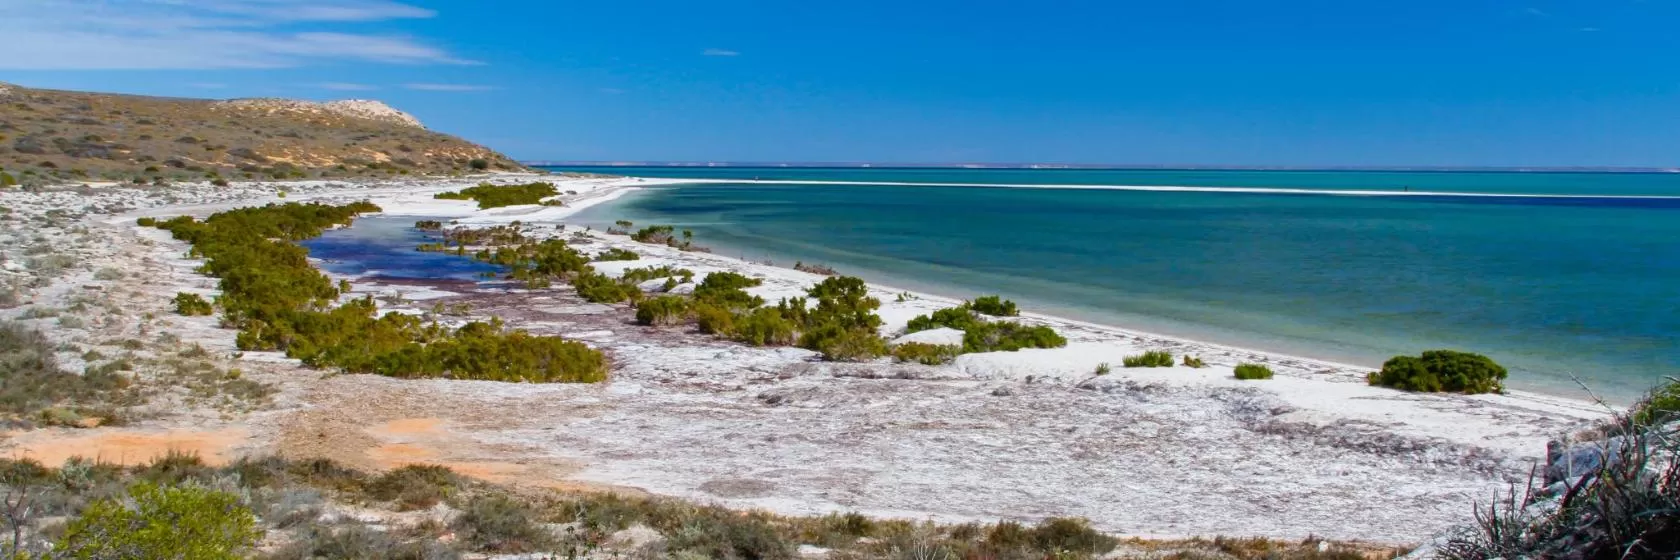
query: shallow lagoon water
[{"left": 560, "top": 168, "right": 1680, "bottom": 400}]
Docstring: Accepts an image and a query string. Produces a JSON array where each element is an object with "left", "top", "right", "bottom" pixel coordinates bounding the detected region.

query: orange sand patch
[
  {"left": 370, "top": 418, "right": 444, "bottom": 436},
  {"left": 3, "top": 427, "right": 250, "bottom": 466}
]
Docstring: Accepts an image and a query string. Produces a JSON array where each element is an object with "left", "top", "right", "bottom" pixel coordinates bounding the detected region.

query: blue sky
[{"left": 2, "top": 0, "right": 1676, "bottom": 167}]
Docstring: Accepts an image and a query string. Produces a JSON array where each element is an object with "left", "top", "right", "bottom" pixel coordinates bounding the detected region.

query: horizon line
[{"left": 526, "top": 161, "right": 1680, "bottom": 173}]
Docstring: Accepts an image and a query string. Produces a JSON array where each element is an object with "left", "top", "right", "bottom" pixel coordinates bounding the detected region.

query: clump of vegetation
[
  {"left": 970, "top": 295, "right": 1019, "bottom": 317},
  {"left": 593, "top": 247, "right": 639, "bottom": 261},
  {"left": 634, "top": 296, "right": 690, "bottom": 326},
  {"left": 1095, "top": 362, "right": 1112, "bottom": 375},
  {"left": 571, "top": 271, "right": 642, "bottom": 304},
  {"left": 1182, "top": 355, "right": 1207, "bottom": 368},
  {"left": 1366, "top": 349, "right": 1506, "bottom": 394},
  {"left": 892, "top": 342, "right": 961, "bottom": 365},
  {"left": 1233, "top": 363, "right": 1273, "bottom": 380},
  {"left": 58, "top": 482, "right": 262, "bottom": 559},
  {"left": 173, "top": 292, "right": 214, "bottom": 316},
  {"left": 629, "top": 224, "right": 703, "bottom": 251},
  {"left": 620, "top": 265, "right": 693, "bottom": 285},
  {"left": 1123, "top": 351, "right": 1175, "bottom": 368},
  {"left": 434, "top": 182, "right": 559, "bottom": 209},
  {"left": 0, "top": 321, "right": 135, "bottom": 427},
  {"left": 904, "top": 299, "right": 1065, "bottom": 355},
  {"left": 150, "top": 203, "right": 607, "bottom": 383}
]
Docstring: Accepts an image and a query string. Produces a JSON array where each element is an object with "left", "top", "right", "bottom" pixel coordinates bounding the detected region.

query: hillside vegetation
[{"left": 0, "top": 82, "right": 524, "bottom": 186}]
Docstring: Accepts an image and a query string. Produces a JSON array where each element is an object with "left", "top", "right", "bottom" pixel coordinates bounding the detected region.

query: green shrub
[
  {"left": 892, "top": 342, "right": 960, "bottom": 365},
  {"left": 594, "top": 247, "right": 639, "bottom": 261},
  {"left": 1632, "top": 379, "right": 1680, "bottom": 428},
  {"left": 434, "top": 182, "right": 558, "bottom": 209},
  {"left": 801, "top": 324, "right": 887, "bottom": 362},
  {"left": 1234, "top": 363, "right": 1274, "bottom": 380},
  {"left": 1095, "top": 362, "right": 1112, "bottom": 375},
  {"left": 57, "top": 482, "right": 262, "bottom": 559},
  {"left": 733, "top": 307, "right": 799, "bottom": 346},
  {"left": 970, "top": 295, "right": 1019, "bottom": 317},
  {"left": 150, "top": 204, "right": 608, "bottom": 384},
  {"left": 694, "top": 271, "right": 764, "bottom": 310},
  {"left": 1123, "top": 351, "right": 1175, "bottom": 368},
  {"left": 695, "top": 303, "right": 735, "bottom": 335},
  {"left": 630, "top": 224, "right": 676, "bottom": 244},
  {"left": 621, "top": 266, "right": 693, "bottom": 284},
  {"left": 1366, "top": 350, "right": 1506, "bottom": 394},
  {"left": 962, "top": 321, "right": 1066, "bottom": 353},
  {"left": 135, "top": 217, "right": 158, "bottom": 227},
  {"left": 906, "top": 304, "right": 982, "bottom": 333},
  {"left": 1182, "top": 355, "right": 1207, "bottom": 368},
  {"left": 468, "top": 158, "right": 490, "bottom": 170},
  {"left": 573, "top": 271, "right": 640, "bottom": 304},
  {"left": 173, "top": 292, "right": 214, "bottom": 316},
  {"left": 0, "top": 171, "right": 17, "bottom": 187},
  {"left": 635, "top": 296, "right": 690, "bottom": 326}
]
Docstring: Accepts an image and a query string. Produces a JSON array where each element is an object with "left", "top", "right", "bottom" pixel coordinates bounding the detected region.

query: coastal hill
[{"left": 0, "top": 82, "right": 524, "bottom": 186}]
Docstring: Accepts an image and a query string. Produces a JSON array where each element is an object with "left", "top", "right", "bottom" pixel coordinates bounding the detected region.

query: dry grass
[{"left": 0, "top": 84, "right": 525, "bottom": 186}]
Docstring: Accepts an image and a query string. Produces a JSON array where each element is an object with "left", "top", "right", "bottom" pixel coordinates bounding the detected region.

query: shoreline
[
  {"left": 567, "top": 180, "right": 1628, "bottom": 405},
  {"left": 0, "top": 173, "right": 1614, "bottom": 543}
]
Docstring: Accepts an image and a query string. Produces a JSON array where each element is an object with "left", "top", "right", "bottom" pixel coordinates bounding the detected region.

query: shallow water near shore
[{"left": 558, "top": 168, "right": 1680, "bottom": 401}]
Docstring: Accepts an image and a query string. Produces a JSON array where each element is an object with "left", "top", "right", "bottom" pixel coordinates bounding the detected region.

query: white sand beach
[{"left": 0, "top": 173, "right": 1612, "bottom": 544}]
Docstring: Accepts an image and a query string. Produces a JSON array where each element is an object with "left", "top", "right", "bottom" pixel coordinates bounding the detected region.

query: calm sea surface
[{"left": 548, "top": 167, "right": 1680, "bottom": 399}]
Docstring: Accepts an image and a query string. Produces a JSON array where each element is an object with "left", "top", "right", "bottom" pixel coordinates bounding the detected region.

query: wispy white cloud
[
  {"left": 0, "top": 0, "right": 473, "bottom": 70},
  {"left": 403, "top": 83, "right": 497, "bottom": 92},
  {"left": 317, "top": 82, "right": 379, "bottom": 91},
  {"left": 1523, "top": 7, "right": 1552, "bottom": 17},
  {"left": 702, "top": 48, "right": 740, "bottom": 57},
  {"left": 1579, "top": 26, "right": 1601, "bottom": 32}
]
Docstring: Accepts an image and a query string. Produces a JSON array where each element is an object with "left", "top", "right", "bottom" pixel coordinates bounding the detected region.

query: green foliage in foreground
[
  {"left": 173, "top": 292, "right": 214, "bottom": 316},
  {"left": 58, "top": 482, "right": 262, "bottom": 559},
  {"left": 434, "top": 182, "right": 559, "bottom": 209},
  {"left": 0, "top": 453, "right": 1222, "bottom": 560},
  {"left": 1233, "top": 363, "right": 1274, "bottom": 380},
  {"left": 1633, "top": 380, "right": 1680, "bottom": 428},
  {"left": 151, "top": 202, "right": 607, "bottom": 383},
  {"left": 1366, "top": 349, "right": 1506, "bottom": 394},
  {"left": 892, "top": 342, "right": 960, "bottom": 365},
  {"left": 1123, "top": 351, "right": 1175, "bottom": 368},
  {"left": 0, "top": 171, "right": 18, "bottom": 187}
]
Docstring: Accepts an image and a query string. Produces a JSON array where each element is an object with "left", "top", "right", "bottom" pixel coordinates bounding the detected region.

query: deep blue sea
[{"left": 560, "top": 167, "right": 1680, "bottom": 399}]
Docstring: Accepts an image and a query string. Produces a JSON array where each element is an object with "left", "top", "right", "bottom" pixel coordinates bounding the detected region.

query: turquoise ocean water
[{"left": 553, "top": 167, "right": 1680, "bottom": 400}]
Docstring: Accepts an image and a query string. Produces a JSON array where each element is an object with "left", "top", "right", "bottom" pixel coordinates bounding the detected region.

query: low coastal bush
[
  {"left": 694, "top": 271, "right": 765, "bottom": 310},
  {"left": 1183, "top": 355, "right": 1207, "bottom": 368},
  {"left": 906, "top": 301, "right": 1065, "bottom": 354},
  {"left": 694, "top": 303, "right": 735, "bottom": 335},
  {"left": 0, "top": 321, "right": 134, "bottom": 427},
  {"left": 1233, "top": 363, "right": 1274, "bottom": 380},
  {"left": 892, "top": 342, "right": 961, "bottom": 365},
  {"left": 732, "top": 307, "right": 800, "bottom": 346},
  {"left": 962, "top": 321, "right": 1066, "bottom": 353},
  {"left": 1366, "top": 349, "right": 1506, "bottom": 394},
  {"left": 150, "top": 203, "right": 608, "bottom": 383},
  {"left": 173, "top": 292, "right": 214, "bottom": 316},
  {"left": 635, "top": 296, "right": 690, "bottom": 327},
  {"left": 572, "top": 271, "right": 641, "bottom": 304},
  {"left": 1632, "top": 379, "right": 1680, "bottom": 428},
  {"left": 802, "top": 323, "right": 888, "bottom": 362},
  {"left": 621, "top": 265, "right": 694, "bottom": 284},
  {"left": 594, "top": 247, "right": 639, "bottom": 261},
  {"left": 58, "top": 482, "right": 262, "bottom": 559},
  {"left": 1095, "top": 362, "right": 1112, "bottom": 375},
  {"left": 434, "top": 182, "right": 558, "bottom": 209},
  {"left": 970, "top": 295, "right": 1019, "bottom": 317},
  {"left": 906, "top": 304, "right": 983, "bottom": 333},
  {"left": 1123, "top": 351, "right": 1175, "bottom": 368}
]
